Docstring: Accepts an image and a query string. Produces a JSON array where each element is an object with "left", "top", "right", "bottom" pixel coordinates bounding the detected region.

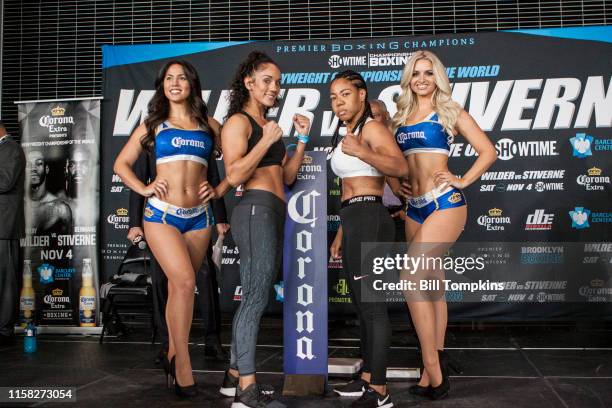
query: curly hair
[
  {"left": 225, "top": 51, "right": 279, "bottom": 121},
  {"left": 330, "top": 70, "right": 373, "bottom": 149},
  {"left": 392, "top": 50, "right": 461, "bottom": 140},
  {"left": 141, "top": 59, "right": 212, "bottom": 152}
]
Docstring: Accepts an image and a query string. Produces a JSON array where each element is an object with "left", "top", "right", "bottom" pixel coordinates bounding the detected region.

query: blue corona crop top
[
  {"left": 330, "top": 118, "right": 383, "bottom": 179},
  {"left": 155, "top": 121, "right": 214, "bottom": 166},
  {"left": 395, "top": 112, "right": 453, "bottom": 156}
]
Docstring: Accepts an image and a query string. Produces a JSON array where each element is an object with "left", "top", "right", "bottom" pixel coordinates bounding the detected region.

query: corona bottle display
[
  {"left": 19, "top": 260, "right": 35, "bottom": 327},
  {"left": 79, "top": 258, "right": 96, "bottom": 327}
]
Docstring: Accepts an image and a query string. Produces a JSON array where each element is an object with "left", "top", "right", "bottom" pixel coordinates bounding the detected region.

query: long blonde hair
[{"left": 392, "top": 50, "right": 461, "bottom": 139}]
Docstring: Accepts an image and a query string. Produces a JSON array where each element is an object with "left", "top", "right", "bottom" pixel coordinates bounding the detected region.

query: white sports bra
[{"left": 330, "top": 118, "right": 383, "bottom": 179}]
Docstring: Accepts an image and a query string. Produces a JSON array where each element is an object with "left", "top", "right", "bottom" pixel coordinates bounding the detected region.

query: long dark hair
[
  {"left": 331, "top": 70, "right": 373, "bottom": 149},
  {"left": 226, "top": 51, "right": 279, "bottom": 121},
  {"left": 141, "top": 59, "right": 212, "bottom": 152}
]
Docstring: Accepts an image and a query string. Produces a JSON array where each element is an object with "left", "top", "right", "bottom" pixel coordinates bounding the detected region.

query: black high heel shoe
[
  {"left": 170, "top": 356, "right": 198, "bottom": 398},
  {"left": 409, "top": 351, "right": 430, "bottom": 397},
  {"left": 161, "top": 353, "right": 172, "bottom": 389}
]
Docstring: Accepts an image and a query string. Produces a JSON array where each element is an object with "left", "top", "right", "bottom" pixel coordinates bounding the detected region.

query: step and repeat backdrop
[{"left": 100, "top": 26, "right": 612, "bottom": 320}]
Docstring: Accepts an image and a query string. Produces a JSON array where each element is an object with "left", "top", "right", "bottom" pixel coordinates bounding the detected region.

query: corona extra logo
[
  {"left": 302, "top": 155, "right": 313, "bottom": 164},
  {"left": 51, "top": 106, "right": 65, "bottom": 116},
  {"left": 52, "top": 288, "right": 63, "bottom": 296},
  {"left": 144, "top": 207, "right": 153, "bottom": 218},
  {"left": 588, "top": 167, "right": 602, "bottom": 176},
  {"left": 488, "top": 208, "right": 502, "bottom": 217},
  {"left": 116, "top": 208, "right": 128, "bottom": 216},
  {"left": 591, "top": 279, "right": 604, "bottom": 287}
]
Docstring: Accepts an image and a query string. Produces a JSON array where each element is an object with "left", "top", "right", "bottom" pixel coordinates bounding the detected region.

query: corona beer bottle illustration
[
  {"left": 19, "top": 260, "right": 35, "bottom": 327},
  {"left": 79, "top": 258, "right": 96, "bottom": 327}
]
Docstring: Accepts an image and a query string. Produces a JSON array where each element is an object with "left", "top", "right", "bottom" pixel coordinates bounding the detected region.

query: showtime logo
[
  {"left": 495, "top": 138, "right": 558, "bottom": 160},
  {"left": 525, "top": 209, "right": 554, "bottom": 230},
  {"left": 327, "top": 54, "right": 367, "bottom": 69}
]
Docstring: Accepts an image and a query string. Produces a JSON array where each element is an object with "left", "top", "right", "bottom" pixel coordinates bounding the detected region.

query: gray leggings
[{"left": 230, "top": 189, "right": 285, "bottom": 376}]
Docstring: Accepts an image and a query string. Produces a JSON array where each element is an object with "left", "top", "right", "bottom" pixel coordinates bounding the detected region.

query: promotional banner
[
  {"left": 101, "top": 26, "right": 612, "bottom": 319},
  {"left": 283, "top": 151, "right": 328, "bottom": 374},
  {"left": 18, "top": 98, "right": 100, "bottom": 327}
]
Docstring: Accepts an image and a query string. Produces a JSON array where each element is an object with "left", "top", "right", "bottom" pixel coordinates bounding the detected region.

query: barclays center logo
[
  {"left": 569, "top": 133, "right": 593, "bottom": 158},
  {"left": 569, "top": 207, "right": 590, "bottom": 229}
]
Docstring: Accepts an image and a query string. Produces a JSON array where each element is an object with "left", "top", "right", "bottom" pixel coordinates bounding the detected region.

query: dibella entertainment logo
[
  {"left": 525, "top": 209, "right": 554, "bottom": 230},
  {"left": 569, "top": 207, "right": 590, "bottom": 229}
]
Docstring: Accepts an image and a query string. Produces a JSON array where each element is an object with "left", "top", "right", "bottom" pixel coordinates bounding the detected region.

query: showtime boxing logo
[
  {"left": 368, "top": 52, "right": 411, "bottom": 67},
  {"left": 288, "top": 189, "right": 321, "bottom": 361}
]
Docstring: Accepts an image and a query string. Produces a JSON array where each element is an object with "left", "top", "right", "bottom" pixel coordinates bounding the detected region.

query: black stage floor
[{"left": 2, "top": 320, "right": 611, "bottom": 407}]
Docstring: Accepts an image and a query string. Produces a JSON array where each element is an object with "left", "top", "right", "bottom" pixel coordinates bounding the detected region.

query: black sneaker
[
  {"left": 350, "top": 387, "right": 393, "bottom": 408},
  {"left": 220, "top": 370, "right": 275, "bottom": 397},
  {"left": 333, "top": 378, "right": 369, "bottom": 397},
  {"left": 232, "top": 383, "right": 285, "bottom": 408}
]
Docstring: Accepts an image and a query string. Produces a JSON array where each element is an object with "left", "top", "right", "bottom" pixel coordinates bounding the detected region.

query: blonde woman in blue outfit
[{"left": 392, "top": 50, "right": 497, "bottom": 400}]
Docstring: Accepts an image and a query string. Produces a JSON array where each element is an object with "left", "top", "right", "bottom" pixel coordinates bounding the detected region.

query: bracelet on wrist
[{"left": 297, "top": 133, "right": 309, "bottom": 144}]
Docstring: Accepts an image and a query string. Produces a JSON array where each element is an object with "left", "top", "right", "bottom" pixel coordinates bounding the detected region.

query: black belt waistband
[{"left": 341, "top": 195, "right": 383, "bottom": 208}]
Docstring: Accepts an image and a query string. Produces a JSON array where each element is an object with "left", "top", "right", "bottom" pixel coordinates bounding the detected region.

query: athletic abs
[
  {"left": 156, "top": 161, "right": 207, "bottom": 208},
  {"left": 407, "top": 153, "right": 450, "bottom": 196},
  {"left": 244, "top": 165, "right": 285, "bottom": 201},
  {"left": 340, "top": 176, "right": 385, "bottom": 202}
]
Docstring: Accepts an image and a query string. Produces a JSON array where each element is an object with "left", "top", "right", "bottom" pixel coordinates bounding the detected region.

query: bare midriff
[
  {"left": 156, "top": 161, "right": 207, "bottom": 207},
  {"left": 341, "top": 176, "right": 385, "bottom": 202},
  {"left": 244, "top": 165, "right": 285, "bottom": 201},
  {"left": 406, "top": 152, "right": 450, "bottom": 197}
]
